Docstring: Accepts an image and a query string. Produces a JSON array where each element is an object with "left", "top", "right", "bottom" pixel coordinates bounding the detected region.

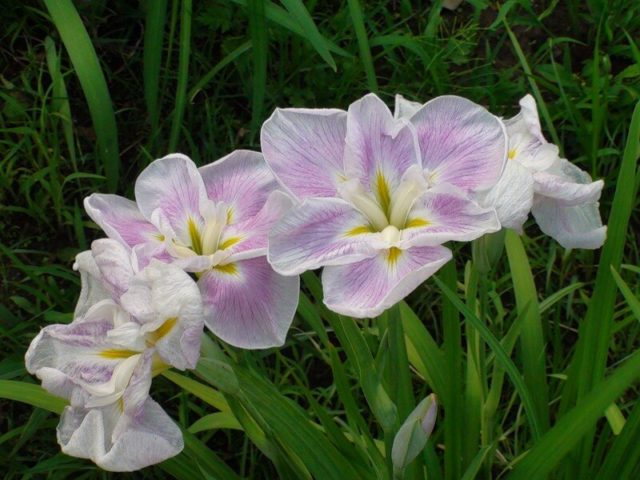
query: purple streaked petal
[
  {"left": 532, "top": 197, "right": 607, "bottom": 249},
  {"left": 479, "top": 160, "right": 534, "bottom": 233},
  {"left": 261, "top": 107, "right": 347, "bottom": 199},
  {"left": 323, "top": 245, "right": 452, "bottom": 318},
  {"left": 199, "top": 150, "right": 279, "bottom": 224},
  {"left": 199, "top": 256, "right": 299, "bottom": 349},
  {"left": 91, "top": 239, "right": 135, "bottom": 301},
  {"left": 267, "top": 197, "right": 379, "bottom": 275},
  {"left": 409, "top": 95, "right": 507, "bottom": 192},
  {"left": 84, "top": 194, "right": 159, "bottom": 248},
  {"left": 134, "top": 154, "right": 207, "bottom": 235},
  {"left": 400, "top": 184, "right": 500, "bottom": 248},
  {"left": 533, "top": 158, "right": 604, "bottom": 206},
  {"left": 344, "top": 93, "right": 420, "bottom": 195}
]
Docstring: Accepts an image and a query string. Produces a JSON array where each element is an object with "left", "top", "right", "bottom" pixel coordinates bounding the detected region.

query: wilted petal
[
  {"left": 323, "top": 245, "right": 452, "bottom": 318},
  {"left": 134, "top": 154, "right": 207, "bottom": 235},
  {"left": 261, "top": 107, "right": 347, "bottom": 199},
  {"left": 532, "top": 197, "right": 607, "bottom": 249},
  {"left": 199, "top": 256, "right": 299, "bottom": 349},
  {"left": 84, "top": 194, "right": 160, "bottom": 247},
  {"left": 57, "top": 351, "right": 183, "bottom": 471},
  {"left": 410, "top": 96, "right": 507, "bottom": 192},
  {"left": 480, "top": 160, "right": 534, "bottom": 232},
  {"left": 344, "top": 93, "right": 419, "bottom": 197},
  {"left": 268, "top": 197, "right": 379, "bottom": 275},
  {"left": 533, "top": 158, "right": 604, "bottom": 206},
  {"left": 73, "top": 251, "right": 111, "bottom": 318},
  {"left": 400, "top": 184, "right": 500, "bottom": 247},
  {"left": 393, "top": 94, "right": 422, "bottom": 120},
  {"left": 120, "top": 260, "right": 203, "bottom": 369},
  {"left": 199, "top": 150, "right": 279, "bottom": 224}
]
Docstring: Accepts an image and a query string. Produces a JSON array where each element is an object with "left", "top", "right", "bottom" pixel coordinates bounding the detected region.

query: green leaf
[
  {"left": 248, "top": 0, "right": 268, "bottom": 136},
  {"left": 346, "top": 0, "right": 377, "bottom": 91},
  {"left": 43, "top": 0, "right": 120, "bottom": 191},
  {"left": 0, "top": 380, "right": 67, "bottom": 414},
  {"left": 143, "top": 0, "right": 168, "bottom": 131},
  {"left": 162, "top": 370, "right": 230, "bottom": 411},
  {"left": 188, "top": 412, "right": 242, "bottom": 433},
  {"left": 611, "top": 266, "right": 640, "bottom": 321}
]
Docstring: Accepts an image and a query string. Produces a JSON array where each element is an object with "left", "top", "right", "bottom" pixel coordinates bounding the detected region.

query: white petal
[{"left": 393, "top": 94, "right": 423, "bottom": 120}]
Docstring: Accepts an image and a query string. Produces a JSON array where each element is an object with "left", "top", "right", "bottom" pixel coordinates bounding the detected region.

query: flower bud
[{"left": 391, "top": 393, "right": 438, "bottom": 471}]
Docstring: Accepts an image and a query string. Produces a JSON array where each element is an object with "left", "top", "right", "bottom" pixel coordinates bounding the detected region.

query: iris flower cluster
[{"left": 26, "top": 93, "right": 606, "bottom": 470}]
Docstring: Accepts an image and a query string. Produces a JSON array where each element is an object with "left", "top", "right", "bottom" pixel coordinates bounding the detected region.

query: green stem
[{"left": 388, "top": 303, "right": 414, "bottom": 420}]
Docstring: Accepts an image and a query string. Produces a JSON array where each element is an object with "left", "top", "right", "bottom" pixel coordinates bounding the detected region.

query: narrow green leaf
[
  {"left": 43, "top": 0, "right": 120, "bottom": 191},
  {"left": 169, "top": 0, "right": 192, "bottom": 151},
  {"left": 507, "top": 352, "right": 640, "bottom": 479},
  {"left": 597, "top": 398, "right": 640, "bottom": 479},
  {"left": 346, "top": 0, "right": 378, "bottom": 92},
  {"left": 248, "top": 0, "right": 268, "bottom": 136},
  {"left": 611, "top": 266, "right": 640, "bottom": 321},
  {"left": 0, "top": 380, "right": 66, "bottom": 414},
  {"left": 387, "top": 303, "right": 414, "bottom": 419},
  {"left": 143, "top": 0, "right": 168, "bottom": 131},
  {"left": 280, "top": 0, "right": 337, "bottom": 70},
  {"left": 162, "top": 370, "right": 230, "bottom": 411},
  {"left": 505, "top": 230, "right": 549, "bottom": 430},
  {"left": 188, "top": 412, "right": 242, "bottom": 434}
]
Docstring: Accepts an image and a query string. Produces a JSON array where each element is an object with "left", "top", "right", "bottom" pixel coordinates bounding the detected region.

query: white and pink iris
[
  {"left": 26, "top": 240, "right": 203, "bottom": 471},
  {"left": 84, "top": 151, "right": 299, "bottom": 349},
  {"left": 262, "top": 93, "right": 506, "bottom": 318}
]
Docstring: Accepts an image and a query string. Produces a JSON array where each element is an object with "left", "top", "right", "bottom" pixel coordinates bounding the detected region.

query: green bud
[{"left": 391, "top": 393, "right": 437, "bottom": 471}]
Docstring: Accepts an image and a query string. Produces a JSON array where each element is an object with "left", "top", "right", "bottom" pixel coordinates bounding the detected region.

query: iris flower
[
  {"left": 263, "top": 93, "right": 505, "bottom": 317},
  {"left": 26, "top": 241, "right": 203, "bottom": 470},
  {"left": 84, "top": 151, "right": 299, "bottom": 349}
]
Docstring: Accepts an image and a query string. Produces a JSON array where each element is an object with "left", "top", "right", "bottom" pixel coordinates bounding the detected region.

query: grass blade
[
  {"left": 507, "top": 351, "right": 640, "bottom": 479},
  {"left": 248, "top": 0, "right": 268, "bottom": 138},
  {"left": 0, "top": 380, "right": 66, "bottom": 414},
  {"left": 143, "top": 0, "right": 168, "bottom": 131},
  {"left": 43, "top": 0, "right": 120, "bottom": 191},
  {"left": 346, "top": 0, "right": 378, "bottom": 92},
  {"left": 505, "top": 230, "right": 550, "bottom": 431},
  {"left": 168, "top": 0, "right": 192, "bottom": 151},
  {"left": 280, "top": 0, "right": 337, "bottom": 71}
]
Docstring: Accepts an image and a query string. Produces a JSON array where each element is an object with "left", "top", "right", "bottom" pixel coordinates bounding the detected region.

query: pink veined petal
[
  {"left": 480, "top": 160, "right": 534, "bottom": 233},
  {"left": 344, "top": 93, "right": 420, "bottom": 195},
  {"left": 198, "top": 256, "right": 299, "bottom": 349},
  {"left": 84, "top": 194, "right": 160, "bottom": 248},
  {"left": 91, "top": 238, "right": 136, "bottom": 302},
  {"left": 393, "top": 94, "right": 423, "bottom": 120},
  {"left": 199, "top": 150, "right": 280, "bottom": 225},
  {"left": 409, "top": 95, "right": 507, "bottom": 192},
  {"left": 323, "top": 245, "right": 452, "bottom": 318},
  {"left": 267, "top": 197, "right": 380, "bottom": 275},
  {"left": 532, "top": 197, "right": 607, "bottom": 249},
  {"left": 261, "top": 107, "right": 347, "bottom": 200},
  {"left": 134, "top": 153, "right": 207, "bottom": 236},
  {"left": 533, "top": 158, "right": 604, "bottom": 206},
  {"left": 222, "top": 190, "right": 293, "bottom": 260},
  {"left": 400, "top": 184, "right": 500, "bottom": 248}
]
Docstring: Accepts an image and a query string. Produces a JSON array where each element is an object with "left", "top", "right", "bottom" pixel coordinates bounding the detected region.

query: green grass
[{"left": 1, "top": 0, "right": 640, "bottom": 478}]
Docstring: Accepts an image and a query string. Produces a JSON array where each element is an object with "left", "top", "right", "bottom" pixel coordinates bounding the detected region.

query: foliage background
[{"left": 1, "top": 0, "right": 639, "bottom": 478}]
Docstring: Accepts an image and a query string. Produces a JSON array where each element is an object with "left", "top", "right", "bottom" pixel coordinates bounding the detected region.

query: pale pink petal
[
  {"left": 73, "top": 251, "right": 111, "bottom": 318},
  {"left": 267, "top": 197, "right": 379, "bottom": 275},
  {"left": 134, "top": 153, "right": 207, "bottom": 235},
  {"left": 532, "top": 198, "right": 607, "bottom": 249},
  {"left": 199, "top": 150, "right": 279, "bottom": 224},
  {"left": 480, "top": 160, "right": 534, "bottom": 232},
  {"left": 91, "top": 239, "right": 135, "bottom": 301},
  {"left": 84, "top": 194, "right": 159, "bottom": 247},
  {"left": 533, "top": 158, "right": 604, "bottom": 206},
  {"left": 261, "top": 107, "right": 347, "bottom": 199},
  {"left": 400, "top": 184, "right": 500, "bottom": 247},
  {"left": 344, "top": 93, "right": 420, "bottom": 195},
  {"left": 199, "top": 256, "right": 299, "bottom": 349},
  {"left": 323, "top": 245, "right": 452, "bottom": 318},
  {"left": 410, "top": 95, "right": 507, "bottom": 192}
]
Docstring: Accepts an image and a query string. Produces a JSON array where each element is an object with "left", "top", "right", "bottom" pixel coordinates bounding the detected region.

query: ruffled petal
[
  {"left": 393, "top": 94, "right": 422, "bottom": 120},
  {"left": 120, "top": 260, "right": 203, "bottom": 369},
  {"left": 323, "top": 245, "right": 452, "bottom": 318},
  {"left": 533, "top": 158, "right": 604, "bottom": 206},
  {"left": 409, "top": 95, "right": 507, "bottom": 192},
  {"left": 344, "top": 93, "right": 420, "bottom": 196},
  {"left": 199, "top": 256, "right": 299, "bottom": 349},
  {"left": 400, "top": 184, "right": 500, "bottom": 247},
  {"left": 73, "top": 251, "right": 111, "bottom": 318},
  {"left": 532, "top": 197, "right": 607, "bottom": 249},
  {"left": 267, "top": 197, "right": 379, "bottom": 275},
  {"left": 199, "top": 150, "right": 279, "bottom": 224},
  {"left": 84, "top": 194, "right": 159, "bottom": 247},
  {"left": 134, "top": 154, "right": 207, "bottom": 236},
  {"left": 91, "top": 239, "right": 136, "bottom": 301},
  {"left": 261, "top": 107, "right": 347, "bottom": 199},
  {"left": 480, "top": 160, "right": 534, "bottom": 232}
]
